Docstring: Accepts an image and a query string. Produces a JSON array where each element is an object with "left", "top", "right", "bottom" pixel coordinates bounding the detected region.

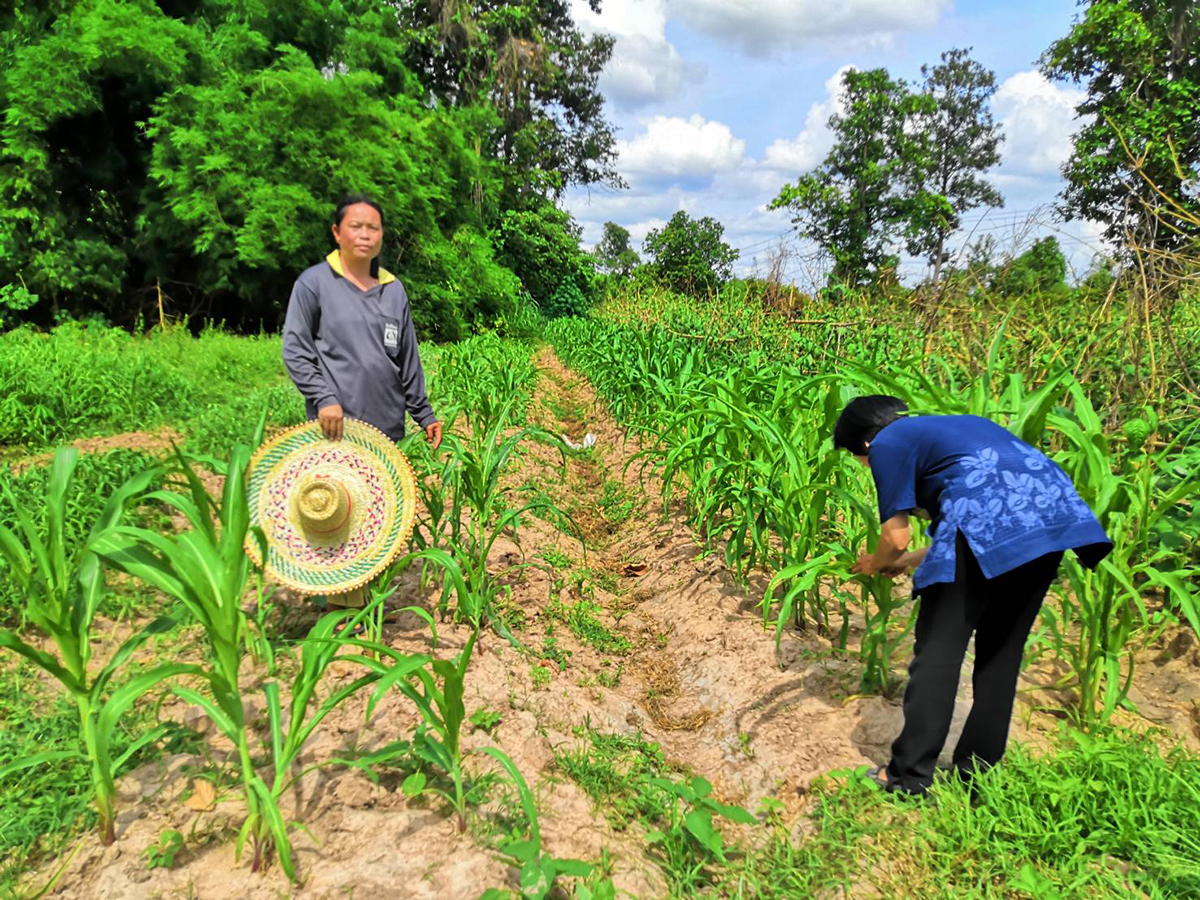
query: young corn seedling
[
  {"left": 92, "top": 444, "right": 274, "bottom": 869},
  {"left": 388, "top": 621, "right": 479, "bottom": 832},
  {"left": 0, "top": 449, "right": 197, "bottom": 845},
  {"left": 480, "top": 746, "right": 607, "bottom": 900},
  {"left": 252, "top": 597, "right": 432, "bottom": 880},
  {"left": 408, "top": 398, "right": 577, "bottom": 637}
]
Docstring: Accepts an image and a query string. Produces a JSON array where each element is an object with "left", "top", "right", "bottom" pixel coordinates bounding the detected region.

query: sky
[{"left": 563, "top": 0, "right": 1106, "bottom": 287}]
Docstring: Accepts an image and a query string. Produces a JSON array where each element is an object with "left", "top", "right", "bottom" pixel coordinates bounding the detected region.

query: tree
[
  {"left": 911, "top": 48, "right": 1005, "bottom": 283},
  {"left": 1041, "top": 0, "right": 1200, "bottom": 250},
  {"left": 396, "top": 0, "right": 622, "bottom": 199},
  {"left": 593, "top": 222, "right": 640, "bottom": 278},
  {"left": 770, "top": 68, "right": 948, "bottom": 286},
  {"left": 642, "top": 212, "right": 739, "bottom": 297},
  {"left": 993, "top": 236, "right": 1069, "bottom": 298}
]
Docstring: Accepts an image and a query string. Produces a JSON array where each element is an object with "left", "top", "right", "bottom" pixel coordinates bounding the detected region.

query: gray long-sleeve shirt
[{"left": 282, "top": 251, "right": 436, "bottom": 441}]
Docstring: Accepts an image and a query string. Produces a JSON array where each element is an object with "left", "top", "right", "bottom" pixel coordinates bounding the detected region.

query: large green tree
[
  {"left": 643, "top": 211, "right": 738, "bottom": 297},
  {"left": 396, "top": 0, "right": 621, "bottom": 200},
  {"left": 911, "top": 48, "right": 1005, "bottom": 283},
  {"left": 1041, "top": 0, "right": 1200, "bottom": 249},
  {"left": 992, "top": 236, "right": 1070, "bottom": 297},
  {"left": 771, "top": 68, "right": 949, "bottom": 286},
  {"left": 593, "top": 222, "right": 640, "bottom": 278}
]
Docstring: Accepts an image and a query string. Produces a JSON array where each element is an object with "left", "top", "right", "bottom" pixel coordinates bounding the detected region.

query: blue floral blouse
[{"left": 867, "top": 415, "right": 1112, "bottom": 592}]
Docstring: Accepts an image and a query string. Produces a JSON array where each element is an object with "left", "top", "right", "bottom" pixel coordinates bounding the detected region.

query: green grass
[
  {"left": 546, "top": 596, "right": 631, "bottom": 656},
  {"left": 597, "top": 478, "right": 636, "bottom": 528},
  {"left": 537, "top": 547, "right": 575, "bottom": 571},
  {"left": 557, "top": 723, "right": 1200, "bottom": 899},
  {"left": 183, "top": 382, "right": 305, "bottom": 458},
  {"left": 727, "top": 728, "right": 1200, "bottom": 899},
  {"left": 0, "top": 322, "right": 290, "bottom": 451},
  {"left": 539, "top": 629, "right": 572, "bottom": 671},
  {"left": 554, "top": 726, "right": 679, "bottom": 831}
]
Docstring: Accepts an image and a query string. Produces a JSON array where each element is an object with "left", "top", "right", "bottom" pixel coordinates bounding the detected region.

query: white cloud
[
  {"left": 571, "top": 0, "right": 702, "bottom": 108},
  {"left": 993, "top": 71, "right": 1086, "bottom": 176},
  {"left": 760, "top": 65, "right": 855, "bottom": 174},
  {"left": 625, "top": 216, "right": 672, "bottom": 243},
  {"left": 669, "top": 0, "right": 951, "bottom": 54},
  {"left": 616, "top": 114, "right": 746, "bottom": 180}
]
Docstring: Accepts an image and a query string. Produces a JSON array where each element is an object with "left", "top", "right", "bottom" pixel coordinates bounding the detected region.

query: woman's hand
[
  {"left": 318, "top": 403, "right": 344, "bottom": 441},
  {"left": 851, "top": 513, "right": 912, "bottom": 577},
  {"left": 852, "top": 553, "right": 880, "bottom": 576},
  {"left": 880, "top": 548, "right": 928, "bottom": 577},
  {"left": 424, "top": 421, "right": 443, "bottom": 450}
]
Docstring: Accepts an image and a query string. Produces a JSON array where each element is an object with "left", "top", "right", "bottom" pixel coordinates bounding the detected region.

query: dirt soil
[
  {"left": 8, "top": 428, "right": 183, "bottom": 475},
  {"left": 32, "top": 350, "right": 1200, "bottom": 899}
]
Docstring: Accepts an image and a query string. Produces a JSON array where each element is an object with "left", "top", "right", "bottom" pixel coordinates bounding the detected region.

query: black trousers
[{"left": 886, "top": 533, "right": 1062, "bottom": 794}]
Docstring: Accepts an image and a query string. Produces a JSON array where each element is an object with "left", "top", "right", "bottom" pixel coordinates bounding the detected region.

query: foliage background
[{"left": 0, "top": 0, "right": 618, "bottom": 339}]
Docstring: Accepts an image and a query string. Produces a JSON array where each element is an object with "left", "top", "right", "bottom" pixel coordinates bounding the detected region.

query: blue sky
[{"left": 564, "top": 0, "right": 1106, "bottom": 286}]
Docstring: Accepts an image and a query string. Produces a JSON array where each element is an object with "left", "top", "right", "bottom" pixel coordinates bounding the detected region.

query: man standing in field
[{"left": 280, "top": 193, "right": 442, "bottom": 618}]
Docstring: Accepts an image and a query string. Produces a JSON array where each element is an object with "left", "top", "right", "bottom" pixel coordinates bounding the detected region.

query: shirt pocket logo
[{"left": 383, "top": 319, "right": 400, "bottom": 351}]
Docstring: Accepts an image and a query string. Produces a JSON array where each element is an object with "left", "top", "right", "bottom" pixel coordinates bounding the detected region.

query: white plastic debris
[{"left": 561, "top": 433, "right": 597, "bottom": 450}]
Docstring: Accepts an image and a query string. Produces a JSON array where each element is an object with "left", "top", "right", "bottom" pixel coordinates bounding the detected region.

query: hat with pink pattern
[{"left": 245, "top": 418, "right": 417, "bottom": 595}]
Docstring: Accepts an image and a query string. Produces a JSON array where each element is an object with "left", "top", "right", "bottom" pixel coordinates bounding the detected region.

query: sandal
[{"left": 867, "top": 766, "right": 927, "bottom": 799}]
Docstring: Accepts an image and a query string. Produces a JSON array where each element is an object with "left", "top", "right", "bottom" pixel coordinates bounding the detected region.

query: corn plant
[
  {"left": 0, "top": 449, "right": 196, "bottom": 845},
  {"left": 1041, "top": 387, "right": 1200, "bottom": 726},
  {"left": 480, "top": 746, "right": 605, "bottom": 900},
  {"left": 91, "top": 444, "right": 272, "bottom": 866},
  {"left": 246, "top": 568, "right": 279, "bottom": 675},
  {"left": 406, "top": 398, "right": 575, "bottom": 636},
  {"left": 841, "top": 355, "right": 1200, "bottom": 724},
  {"left": 431, "top": 332, "right": 537, "bottom": 431},
  {"left": 93, "top": 444, "right": 437, "bottom": 880},
  {"left": 253, "top": 600, "right": 432, "bottom": 879},
  {"left": 387, "top": 622, "right": 479, "bottom": 832}
]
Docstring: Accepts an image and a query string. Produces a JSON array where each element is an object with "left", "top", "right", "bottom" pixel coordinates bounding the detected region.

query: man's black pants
[{"left": 886, "top": 533, "right": 1062, "bottom": 794}]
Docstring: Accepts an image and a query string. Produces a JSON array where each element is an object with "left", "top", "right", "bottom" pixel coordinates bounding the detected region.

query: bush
[
  {"left": 493, "top": 205, "right": 596, "bottom": 317},
  {"left": 415, "top": 226, "right": 524, "bottom": 340}
]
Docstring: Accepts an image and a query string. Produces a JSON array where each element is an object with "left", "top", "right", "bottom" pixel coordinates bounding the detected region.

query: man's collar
[{"left": 326, "top": 250, "right": 396, "bottom": 285}]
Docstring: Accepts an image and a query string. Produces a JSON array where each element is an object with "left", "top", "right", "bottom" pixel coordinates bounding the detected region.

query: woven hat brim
[{"left": 244, "top": 418, "right": 418, "bottom": 596}]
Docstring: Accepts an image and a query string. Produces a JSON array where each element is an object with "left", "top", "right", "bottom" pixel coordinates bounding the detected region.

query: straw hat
[{"left": 245, "top": 418, "right": 417, "bottom": 596}]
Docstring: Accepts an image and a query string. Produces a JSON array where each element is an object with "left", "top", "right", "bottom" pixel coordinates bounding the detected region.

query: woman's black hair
[
  {"left": 833, "top": 395, "right": 908, "bottom": 456},
  {"left": 333, "top": 193, "right": 384, "bottom": 278}
]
